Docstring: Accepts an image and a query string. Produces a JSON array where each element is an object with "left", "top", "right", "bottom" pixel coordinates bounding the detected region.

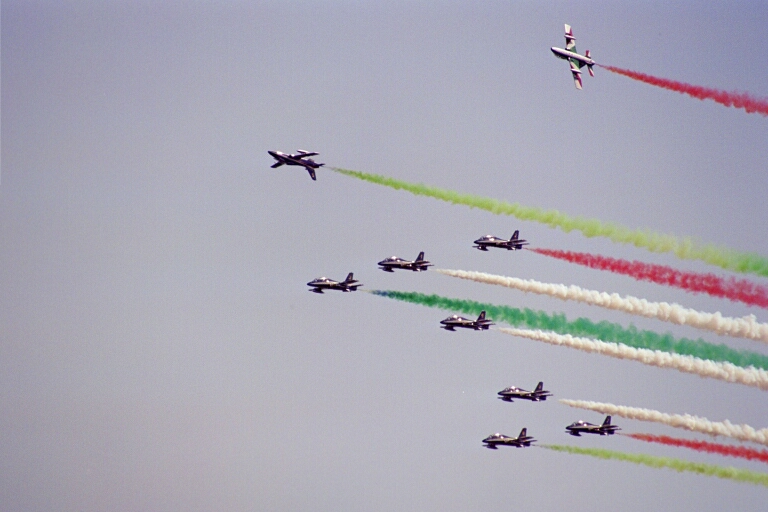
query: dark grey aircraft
[
  {"left": 377, "top": 252, "right": 433, "bottom": 272},
  {"left": 473, "top": 230, "right": 529, "bottom": 251},
  {"left": 307, "top": 273, "right": 361, "bottom": 293},
  {"left": 566, "top": 416, "right": 621, "bottom": 436},
  {"left": 483, "top": 428, "right": 536, "bottom": 449},
  {"left": 440, "top": 311, "right": 493, "bottom": 331},
  {"left": 268, "top": 149, "right": 324, "bottom": 180},
  {"left": 497, "top": 382, "right": 552, "bottom": 402}
]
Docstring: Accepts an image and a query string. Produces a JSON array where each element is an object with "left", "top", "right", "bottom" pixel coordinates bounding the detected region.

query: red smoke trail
[
  {"left": 600, "top": 65, "right": 768, "bottom": 116},
  {"left": 530, "top": 248, "right": 768, "bottom": 309},
  {"left": 627, "top": 433, "right": 768, "bottom": 464}
]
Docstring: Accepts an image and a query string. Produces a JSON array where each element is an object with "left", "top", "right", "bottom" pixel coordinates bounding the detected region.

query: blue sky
[{"left": 2, "top": 1, "right": 768, "bottom": 510}]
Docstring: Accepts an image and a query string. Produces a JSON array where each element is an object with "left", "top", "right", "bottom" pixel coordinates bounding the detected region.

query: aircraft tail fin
[
  {"left": 416, "top": 251, "right": 425, "bottom": 262},
  {"left": 585, "top": 51, "right": 594, "bottom": 76},
  {"left": 345, "top": 272, "right": 354, "bottom": 283},
  {"left": 511, "top": 230, "right": 519, "bottom": 241},
  {"left": 535, "top": 382, "right": 544, "bottom": 392},
  {"left": 603, "top": 415, "right": 612, "bottom": 426},
  {"left": 478, "top": 310, "right": 487, "bottom": 322},
  {"left": 519, "top": 428, "right": 527, "bottom": 439}
]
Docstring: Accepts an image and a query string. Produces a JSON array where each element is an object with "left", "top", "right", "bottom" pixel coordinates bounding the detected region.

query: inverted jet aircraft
[
  {"left": 550, "top": 24, "right": 595, "bottom": 90},
  {"left": 483, "top": 428, "right": 536, "bottom": 449},
  {"left": 565, "top": 415, "right": 621, "bottom": 436},
  {"left": 440, "top": 310, "right": 493, "bottom": 331},
  {"left": 497, "top": 382, "right": 552, "bottom": 402},
  {"left": 473, "top": 230, "right": 529, "bottom": 251},
  {"left": 377, "top": 252, "right": 433, "bottom": 272},
  {"left": 268, "top": 149, "right": 325, "bottom": 180},
  {"left": 307, "top": 273, "right": 361, "bottom": 294}
]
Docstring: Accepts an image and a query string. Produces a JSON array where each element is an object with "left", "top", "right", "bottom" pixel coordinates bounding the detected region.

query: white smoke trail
[
  {"left": 437, "top": 268, "right": 768, "bottom": 343},
  {"left": 498, "top": 328, "right": 768, "bottom": 391},
  {"left": 560, "top": 399, "right": 768, "bottom": 447}
]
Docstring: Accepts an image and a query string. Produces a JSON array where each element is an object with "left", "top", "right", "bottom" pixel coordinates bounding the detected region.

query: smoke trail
[
  {"left": 370, "top": 290, "right": 768, "bottom": 370},
  {"left": 600, "top": 64, "right": 768, "bottom": 116},
  {"left": 498, "top": 328, "right": 768, "bottom": 390},
  {"left": 559, "top": 399, "right": 768, "bottom": 447},
  {"left": 331, "top": 167, "right": 768, "bottom": 278},
  {"left": 531, "top": 248, "right": 768, "bottom": 309},
  {"left": 436, "top": 268, "right": 768, "bottom": 343},
  {"left": 626, "top": 433, "right": 768, "bottom": 465},
  {"left": 541, "top": 445, "right": 768, "bottom": 488}
]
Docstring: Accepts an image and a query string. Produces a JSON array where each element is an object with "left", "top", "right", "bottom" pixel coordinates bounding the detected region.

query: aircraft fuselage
[{"left": 550, "top": 47, "right": 594, "bottom": 66}]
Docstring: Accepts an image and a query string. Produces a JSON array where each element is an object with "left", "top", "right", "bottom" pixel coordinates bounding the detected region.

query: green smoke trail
[
  {"left": 370, "top": 290, "right": 768, "bottom": 370},
  {"left": 541, "top": 444, "right": 768, "bottom": 488},
  {"left": 331, "top": 167, "right": 768, "bottom": 278}
]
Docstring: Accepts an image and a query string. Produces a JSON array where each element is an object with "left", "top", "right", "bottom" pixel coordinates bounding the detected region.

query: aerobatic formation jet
[
  {"left": 377, "top": 252, "right": 433, "bottom": 272},
  {"left": 307, "top": 273, "right": 362, "bottom": 294},
  {"left": 550, "top": 24, "right": 595, "bottom": 90},
  {"left": 268, "top": 150, "right": 324, "bottom": 180},
  {"left": 483, "top": 428, "right": 536, "bottom": 449},
  {"left": 473, "top": 230, "right": 529, "bottom": 251},
  {"left": 565, "top": 416, "right": 621, "bottom": 436},
  {"left": 440, "top": 311, "right": 494, "bottom": 331},
  {"left": 497, "top": 382, "right": 552, "bottom": 402}
]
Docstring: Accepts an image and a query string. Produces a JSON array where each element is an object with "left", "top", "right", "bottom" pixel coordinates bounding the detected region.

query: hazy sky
[{"left": 2, "top": 1, "right": 768, "bottom": 510}]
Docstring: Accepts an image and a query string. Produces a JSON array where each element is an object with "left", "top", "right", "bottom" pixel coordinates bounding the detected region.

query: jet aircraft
[
  {"left": 497, "top": 382, "right": 552, "bottom": 402},
  {"left": 307, "top": 273, "right": 361, "bottom": 293},
  {"left": 377, "top": 252, "right": 433, "bottom": 272},
  {"left": 440, "top": 311, "right": 493, "bottom": 331},
  {"left": 473, "top": 230, "right": 529, "bottom": 251},
  {"left": 565, "top": 415, "right": 621, "bottom": 436},
  {"left": 483, "top": 428, "right": 536, "bottom": 449},
  {"left": 550, "top": 24, "right": 595, "bottom": 89},
  {"left": 268, "top": 149, "right": 324, "bottom": 180}
]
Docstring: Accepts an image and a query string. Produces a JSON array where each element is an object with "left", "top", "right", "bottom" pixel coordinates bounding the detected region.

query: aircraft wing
[
  {"left": 564, "top": 24, "right": 577, "bottom": 51},
  {"left": 569, "top": 61, "right": 583, "bottom": 90},
  {"left": 306, "top": 167, "right": 317, "bottom": 180},
  {"left": 271, "top": 162, "right": 284, "bottom": 168}
]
